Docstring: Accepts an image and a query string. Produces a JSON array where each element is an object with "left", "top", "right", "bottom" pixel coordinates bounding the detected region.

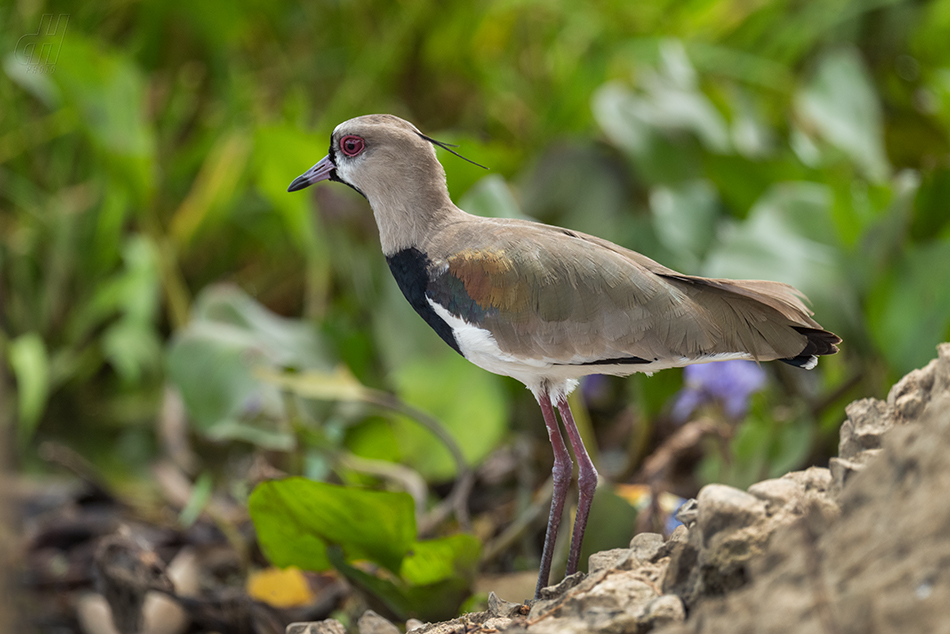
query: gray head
[{"left": 288, "top": 114, "right": 476, "bottom": 253}]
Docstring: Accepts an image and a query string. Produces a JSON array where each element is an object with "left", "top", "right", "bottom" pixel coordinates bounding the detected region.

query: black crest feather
[{"left": 417, "top": 133, "right": 488, "bottom": 170}]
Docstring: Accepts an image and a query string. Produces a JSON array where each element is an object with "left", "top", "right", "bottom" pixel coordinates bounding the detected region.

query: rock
[
  {"left": 537, "top": 572, "right": 586, "bottom": 601},
  {"left": 829, "top": 456, "right": 868, "bottom": 491},
  {"left": 529, "top": 566, "right": 664, "bottom": 633},
  {"left": 696, "top": 484, "right": 767, "bottom": 546},
  {"left": 675, "top": 498, "right": 699, "bottom": 527},
  {"left": 782, "top": 466, "right": 832, "bottom": 495},
  {"left": 487, "top": 592, "right": 526, "bottom": 618},
  {"left": 405, "top": 619, "right": 425, "bottom": 632},
  {"left": 838, "top": 398, "right": 891, "bottom": 460},
  {"left": 389, "top": 344, "right": 950, "bottom": 634},
  {"left": 357, "top": 611, "right": 399, "bottom": 634},
  {"left": 588, "top": 548, "right": 632, "bottom": 573},
  {"left": 659, "top": 346, "right": 950, "bottom": 634},
  {"left": 630, "top": 532, "right": 665, "bottom": 563},
  {"left": 286, "top": 621, "right": 346, "bottom": 634},
  {"left": 887, "top": 358, "right": 937, "bottom": 422},
  {"left": 640, "top": 594, "right": 685, "bottom": 628},
  {"left": 747, "top": 478, "right": 802, "bottom": 510}
]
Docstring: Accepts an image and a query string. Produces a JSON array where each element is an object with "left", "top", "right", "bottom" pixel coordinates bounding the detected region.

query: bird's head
[
  {"left": 287, "top": 114, "right": 485, "bottom": 253},
  {"left": 288, "top": 114, "right": 463, "bottom": 198}
]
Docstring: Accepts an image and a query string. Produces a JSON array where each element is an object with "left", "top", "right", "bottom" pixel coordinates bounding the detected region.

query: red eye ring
[{"left": 340, "top": 135, "right": 365, "bottom": 157}]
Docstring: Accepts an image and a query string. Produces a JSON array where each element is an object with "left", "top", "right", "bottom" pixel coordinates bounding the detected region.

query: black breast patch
[{"left": 386, "top": 248, "right": 463, "bottom": 356}]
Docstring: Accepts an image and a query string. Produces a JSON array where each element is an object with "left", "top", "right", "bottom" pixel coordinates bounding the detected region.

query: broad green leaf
[
  {"left": 102, "top": 318, "right": 162, "bottom": 385},
  {"left": 391, "top": 354, "right": 508, "bottom": 481},
  {"left": 768, "top": 417, "right": 813, "bottom": 479},
  {"left": 249, "top": 478, "right": 417, "bottom": 575},
  {"left": 400, "top": 534, "right": 480, "bottom": 587},
  {"left": 190, "top": 285, "right": 330, "bottom": 369},
  {"left": 166, "top": 285, "right": 331, "bottom": 445},
  {"left": 795, "top": 48, "right": 890, "bottom": 182},
  {"left": 326, "top": 546, "right": 412, "bottom": 617},
  {"left": 328, "top": 534, "right": 480, "bottom": 621},
  {"left": 8, "top": 332, "right": 50, "bottom": 446},
  {"left": 650, "top": 180, "right": 719, "bottom": 272},
  {"left": 593, "top": 81, "right": 705, "bottom": 185},
  {"left": 167, "top": 321, "right": 285, "bottom": 435},
  {"left": 912, "top": 166, "right": 950, "bottom": 241},
  {"left": 593, "top": 40, "right": 730, "bottom": 179},
  {"left": 866, "top": 238, "right": 950, "bottom": 376},
  {"left": 702, "top": 182, "right": 855, "bottom": 333}
]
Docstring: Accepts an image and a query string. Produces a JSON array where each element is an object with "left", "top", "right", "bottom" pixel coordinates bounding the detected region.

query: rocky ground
[{"left": 293, "top": 343, "right": 950, "bottom": 634}]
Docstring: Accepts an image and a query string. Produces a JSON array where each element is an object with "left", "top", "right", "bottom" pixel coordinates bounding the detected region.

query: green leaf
[
  {"left": 326, "top": 546, "right": 412, "bottom": 617},
  {"left": 866, "top": 238, "right": 950, "bottom": 376},
  {"left": 102, "top": 317, "right": 162, "bottom": 384},
  {"left": 167, "top": 321, "right": 284, "bottom": 434},
  {"left": 166, "top": 285, "right": 332, "bottom": 445},
  {"left": 400, "top": 534, "right": 480, "bottom": 587},
  {"left": 7, "top": 333, "right": 50, "bottom": 447},
  {"left": 249, "top": 478, "right": 417, "bottom": 575},
  {"left": 650, "top": 180, "right": 719, "bottom": 272},
  {"left": 593, "top": 41, "right": 730, "bottom": 183},
  {"left": 327, "top": 534, "right": 480, "bottom": 621},
  {"left": 391, "top": 354, "right": 508, "bottom": 481},
  {"left": 702, "top": 182, "right": 855, "bottom": 333},
  {"left": 768, "top": 418, "right": 813, "bottom": 479},
  {"left": 795, "top": 48, "right": 890, "bottom": 182}
]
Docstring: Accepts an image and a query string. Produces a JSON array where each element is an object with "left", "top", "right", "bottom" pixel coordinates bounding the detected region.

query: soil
[{"left": 345, "top": 343, "right": 950, "bottom": 634}]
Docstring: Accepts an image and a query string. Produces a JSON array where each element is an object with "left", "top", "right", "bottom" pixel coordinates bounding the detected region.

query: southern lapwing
[{"left": 288, "top": 114, "right": 841, "bottom": 598}]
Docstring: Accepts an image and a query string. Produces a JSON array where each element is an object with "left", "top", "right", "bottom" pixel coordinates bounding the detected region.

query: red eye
[{"left": 340, "top": 135, "right": 365, "bottom": 157}]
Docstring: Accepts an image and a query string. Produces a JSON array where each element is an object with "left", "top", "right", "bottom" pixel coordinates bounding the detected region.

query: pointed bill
[{"left": 287, "top": 155, "right": 335, "bottom": 192}]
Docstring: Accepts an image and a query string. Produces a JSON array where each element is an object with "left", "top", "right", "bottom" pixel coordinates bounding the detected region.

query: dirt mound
[
  {"left": 660, "top": 342, "right": 950, "bottom": 633},
  {"left": 294, "top": 343, "right": 950, "bottom": 634}
]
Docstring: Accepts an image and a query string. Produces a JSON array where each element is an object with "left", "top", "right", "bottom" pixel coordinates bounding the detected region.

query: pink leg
[
  {"left": 556, "top": 395, "right": 598, "bottom": 576},
  {"left": 535, "top": 389, "right": 573, "bottom": 599}
]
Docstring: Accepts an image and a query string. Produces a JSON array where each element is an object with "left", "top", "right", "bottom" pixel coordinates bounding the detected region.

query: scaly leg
[
  {"left": 535, "top": 388, "right": 573, "bottom": 598},
  {"left": 557, "top": 395, "right": 598, "bottom": 576}
]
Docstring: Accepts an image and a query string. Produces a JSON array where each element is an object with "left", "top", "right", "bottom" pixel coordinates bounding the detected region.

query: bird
[{"left": 287, "top": 114, "right": 841, "bottom": 599}]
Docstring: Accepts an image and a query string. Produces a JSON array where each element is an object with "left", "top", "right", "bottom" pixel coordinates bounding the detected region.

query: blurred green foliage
[
  {"left": 3, "top": 0, "right": 950, "bottom": 607},
  {"left": 249, "top": 478, "right": 479, "bottom": 620}
]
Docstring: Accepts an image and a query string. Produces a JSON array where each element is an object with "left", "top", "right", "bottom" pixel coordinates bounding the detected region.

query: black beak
[{"left": 287, "top": 155, "right": 335, "bottom": 192}]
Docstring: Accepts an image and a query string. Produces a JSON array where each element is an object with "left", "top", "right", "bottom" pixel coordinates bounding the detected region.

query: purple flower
[
  {"left": 671, "top": 360, "right": 766, "bottom": 423},
  {"left": 581, "top": 374, "right": 610, "bottom": 403}
]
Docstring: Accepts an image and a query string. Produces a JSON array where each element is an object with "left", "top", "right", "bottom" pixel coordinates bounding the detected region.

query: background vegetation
[{"left": 3, "top": 0, "right": 950, "bottom": 622}]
